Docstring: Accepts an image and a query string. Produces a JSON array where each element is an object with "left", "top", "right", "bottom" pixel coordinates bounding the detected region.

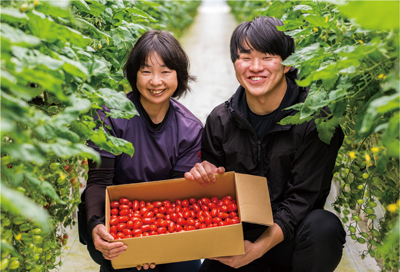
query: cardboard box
[{"left": 105, "top": 172, "right": 273, "bottom": 269}]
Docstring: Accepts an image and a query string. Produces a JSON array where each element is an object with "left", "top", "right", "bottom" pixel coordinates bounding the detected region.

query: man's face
[{"left": 234, "top": 46, "right": 290, "bottom": 100}]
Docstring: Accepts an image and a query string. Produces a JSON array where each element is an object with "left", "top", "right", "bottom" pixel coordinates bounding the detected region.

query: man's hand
[
  {"left": 184, "top": 161, "right": 225, "bottom": 185},
  {"left": 137, "top": 263, "right": 156, "bottom": 270},
  {"left": 209, "top": 240, "right": 261, "bottom": 269},
  {"left": 92, "top": 224, "right": 127, "bottom": 260}
]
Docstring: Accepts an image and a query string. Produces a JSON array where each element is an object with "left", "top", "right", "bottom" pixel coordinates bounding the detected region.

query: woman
[{"left": 79, "top": 30, "right": 202, "bottom": 272}]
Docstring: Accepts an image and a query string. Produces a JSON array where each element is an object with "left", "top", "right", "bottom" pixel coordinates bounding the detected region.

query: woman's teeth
[{"left": 150, "top": 89, "right": 163, "bottom": 94}]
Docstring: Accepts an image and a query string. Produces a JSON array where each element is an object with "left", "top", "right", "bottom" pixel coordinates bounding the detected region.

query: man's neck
[{"left": 246, "top": 83, "right": 287, "bottom": 115}]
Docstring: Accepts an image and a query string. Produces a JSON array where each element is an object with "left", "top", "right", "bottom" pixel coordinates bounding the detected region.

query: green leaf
[
  {"left": 2, "top": 143, "right": 46, "bottom": 164},
  {"left": 278, "top": 112, "right": 313, "bottom": 126},
  {"left": 360, "top": 92, "right": 399, "bottom": 133},
  {"left": 127, "top": 7, "right": 156, "bottom": 22},
  {"left": 0, "top": 23, "right": 41, "bottom": 48},
  {"left": 90, "top": 127, "right": 134, "bottom": 157},
  {"left": 110, "top": 26, "right": 135, "bottom": 50},
  {"left": 0, "top": 8, "right": 29, "bottom": 24},
  {"left": 0, "top": 182, "right": 51, "bottom": 233},
  {"left": 24, "top": 172, "right": 65, "bottom": 204},
  {"left": 316, "top": 116, "right": 339, "bottom": 144},
  {"left": 381, "top": 113, "right": 399, "bottom": 158},
  {"left": 293, "top": 4, "right": 312, "bottom": 12},
  {"left": 1, "top": 166, "right": 24, "bottom": 187},
  {"left": 0, "top": 240, "right": 20, "bottom": 258},
  {"left": 73, "top": 0, "right": 106, "bottom": 16},
  {"left": 281, "top": 43, "right": 321, "bottom": 66},
  {"left": 38, "top": 140, "right": 101, "bottom": 164},
  {"left": 35, "top": 2, "right": 72, "bottom": 18},
  {"left": 94, "top": 88, "right": 138, "bottom": 118},
  {"left": 339, "top": 1, "right": 399, "bottom": 31},
  {"left": 58, "top": 54, "right": 89, "bottom": 78},
  {"left": 75, "top": 18, "right": 111, "bottom": 39}
]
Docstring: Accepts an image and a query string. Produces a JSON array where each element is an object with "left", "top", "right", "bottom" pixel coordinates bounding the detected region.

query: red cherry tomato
[
  {"left": 110, "top": 218, "right": 119, "bottom": 226},
  {"left": 192, "top": 203, "right": 200, "bottom": 212},
  {"left": 143, "top": 211, "right": 154, "bottom": 218},
  {"left": 126, "top": 221, "right": 134, "bottom": 229},
  {"left": 110, "top": 201, "right": 120, "bottom": 209},
  {"left": 119, "top": 216, "right": 129, "bottom": 223},
  {"left": 220, "top": 206, "right": 228, "bottom": 212},
  {"left": 117, "top": 232, "right": 125, "bottom": 239},
  {"left": 159, "top": 206, "right": 167, "bottom": 214},
  {"left": 157, "top": 227, "right": 167, "bottom": 234},
  {"left": 182, "top": 199, "right": 189, "bottom": 207},
  {"left": 211, "top": 208, "right": 219, "bottom": 217},
  {"left": 229, "top": 212, "right": 237, "bottom": 218},
  {"left": 186, "top": 218, "right": 195, "bottom": 226},
  {"left": 189, "top": 198, "right": 197, "bottom": 204},
  {"left": 218, "top": 212, "right": 229, "bottom": 219},
  {"left": 156, "top": 213, "right": 165, "bottom": 219},
  {"left": 201, "top": 205, "right": 209, "bottom": 211},
  {"left": 119, "top": 209, "right": 129, "bottom": 216},
  {"left": 110, "top": 225, "right": 117, "bottom": 234},
  {"left": 170, "top": 213, "right": 178, "bottom": 222},
  {"left": 119, "top": 198, "right": 130, "bottom": 205},
  {"left": 212, "top": 217, "right": 222, "bottom": 223},
  {"left": 211, "top": 196, "right": 219, "bottom": 204},
  {"left": 150, "top": 224, "right": 158, "bottom": 231},
  {"left": 119, "top": 204, "right": 130, "bottom": 211},
  {"left": 175, "top": 224, "right": 183, "bottom": 231},
  {"left": 139, "top": 200, "right": 146, "bottom": 209},
  {"left": 133, "top": 221, "right": 142, "bottom": 229},
  {"left": 162, "top": 200, "right": 171, "bottom": 208},
  {"left": 227, "top": 204, "right": 237, "bottom": 213},
  {"left": 142, "top": 217, "right": 155, "bottom": 224},
  {"left": 141, "top": 225, "right": 151, "bottom": 232},
  {"left": 153, "top": 201, "right": 163, "bottom": 208},
  {"left": 208, "top": 203, "right": 217, "bottom": 209},
  {"left": 122, "top": 229, "right": 132, "bottom": 236},
  {"left": 168, "top": 222, "right": 175, "bottom": 232},
  {"left": 205, "top": 217, "right": 212, "bottom": 225},
  {"left": 132, "top": 229, "right": 142, "bottom": 235},
  {"left": 111, "top": 208, "right": 119, "bottom": 215},
  {"left": 117, "top": 223, "right": 126, "bottom": 231},
  {"left": 132, "top": 200, "right": 139, "bottom": 211},
  {"left": 201, "top": 198, "right": 211, "bottom": 205},
  {"left": 146, "top": 204, "right": 154, "bottom": 210},
  {"left": 177, "top": 218, "right": 186, "bottom": 225}
]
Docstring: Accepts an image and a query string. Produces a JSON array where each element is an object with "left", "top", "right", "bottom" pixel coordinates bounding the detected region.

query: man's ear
[{"left": 283, "top": 65, "right": 291, "bottom": 74}]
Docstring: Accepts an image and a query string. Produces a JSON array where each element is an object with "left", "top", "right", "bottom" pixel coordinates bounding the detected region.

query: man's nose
[{"left": 249, "top": 58, "right": 263, "bottom": 72}]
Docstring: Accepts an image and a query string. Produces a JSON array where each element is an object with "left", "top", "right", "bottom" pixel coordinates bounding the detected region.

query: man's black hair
[
  {"left": 123, "top": 30, "right": 195, "bottom": 99},
  {"left": 230, "top": 16, "right": 295, "bottom": 62}
]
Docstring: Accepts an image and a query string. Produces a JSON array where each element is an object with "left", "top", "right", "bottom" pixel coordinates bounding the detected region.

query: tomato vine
[{"left": 0, "top": 0, "right": 200, "bottom": 271}]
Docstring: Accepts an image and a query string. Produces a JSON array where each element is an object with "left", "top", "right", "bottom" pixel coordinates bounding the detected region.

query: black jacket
[{"left": 202, "top": 74, "right": 344, "bottom": 241}]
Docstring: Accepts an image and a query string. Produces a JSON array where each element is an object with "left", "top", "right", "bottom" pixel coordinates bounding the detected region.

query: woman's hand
[
  {"left": 92, "top": 224, "right": 127, "bottom": 260},
  {"left": 184, "top": 160, "right": 225, "bottom": 185}
]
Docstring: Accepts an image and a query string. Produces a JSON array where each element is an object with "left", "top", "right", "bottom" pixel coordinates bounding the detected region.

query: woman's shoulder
[{"left": 170, "top": 99, "right": 203, "bottom": 129}]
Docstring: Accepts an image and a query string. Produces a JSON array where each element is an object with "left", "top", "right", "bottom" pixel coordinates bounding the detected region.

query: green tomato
[
  {"left": 8, "top": 259, "right": 20, "bottom": 269},
  {"left": 367, "top": 201, "right": 377, "bottom": 208},
  {"left": 341, "top": 217, "right": 349, "bottom": 223},
  {"left": 12, "top": 217, "right": 24, "bottom": 225},
  {"left": 49, "top": 163, "right": 60, "bottom": 170},
  {"left": 364, "top": 208, "right": 375, "bottom": 214},
  {"left": 32, "top": 228, "right": 42, "bottom": 235},
  {"left": 371, "top": 229, "right": 380, "bottom": 237},
  {"left": 353, "top": 215, "right": 361, "bottom": 221},
  {"left": 33, "top": 235, "right": 43, "bottom": 244},
  {"left": 2, "top": 218, "right": 11, "bottom": 227},
  {"left": 364, "top": 191, "right": 370, "bottom": 198},
  {"left": 369, "top": 239, "right": 377, "bottom": 246},
  {"left": 349, "top": 226, "right": 356, "bottom": 233},
  {"left": 20, "top": 223, "right": 30, "bottom": 232},
  {"left": 343, "top": 209, "right": 350, "bottom": 215},
  {"left": 368, "top": 214, "right": 377, "bottom": 220},
  {"left": 362, "top": 173, "right": 369, "bottom": 179},
  {"left": 350, "top": 234, "right": 357, "bottom": 240},
  {"left": 1, "top": 258, "right": 9, "bottom": 270},
  {"left": 357, "top": 237, "right": 366, "bottom": 244},
  {"left": 360, "top": 232, "right": 369, "bottom": 238},
  {"left": 357, "top": 199, "right": 364, "bottom": 204}
]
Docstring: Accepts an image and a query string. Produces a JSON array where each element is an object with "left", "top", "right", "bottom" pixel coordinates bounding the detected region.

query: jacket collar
[{"left": 226, "top": 68, "right": 308, "bottom": 131}]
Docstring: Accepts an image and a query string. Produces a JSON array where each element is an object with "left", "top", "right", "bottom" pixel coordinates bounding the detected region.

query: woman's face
[{"left": 136, "top": 51, "right": 178, "bottom": 108}]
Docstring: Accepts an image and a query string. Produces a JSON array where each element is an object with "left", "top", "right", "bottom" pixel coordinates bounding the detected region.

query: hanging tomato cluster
[{"left": 109, "top": 196, "right": 240, "bottom": 239}]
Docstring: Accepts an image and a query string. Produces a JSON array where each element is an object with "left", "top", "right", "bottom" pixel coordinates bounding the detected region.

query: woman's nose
[{"left": 150, "top": 74, "right": 162, "bottom": 85}]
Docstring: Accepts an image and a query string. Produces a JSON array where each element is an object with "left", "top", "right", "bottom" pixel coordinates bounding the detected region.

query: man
[{"left": 185, "top": 16, "right": 346, "bottom": 272}]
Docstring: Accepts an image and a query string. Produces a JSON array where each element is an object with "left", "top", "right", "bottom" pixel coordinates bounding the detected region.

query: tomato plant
[
  {"left": 1, "top": 0, "right": 200, "bottom": 270},
  {"left": 227, "top": 1, "right": 399, "bottom": 271}
]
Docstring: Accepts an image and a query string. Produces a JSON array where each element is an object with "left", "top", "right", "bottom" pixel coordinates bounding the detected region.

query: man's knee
[{"left": 297, "top": 209, "right": 345, "bottom": 245}]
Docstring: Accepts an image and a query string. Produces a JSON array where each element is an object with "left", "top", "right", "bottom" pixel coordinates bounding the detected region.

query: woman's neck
[{"left": 139, "top": 97, "right": 170, "bottom": 124}]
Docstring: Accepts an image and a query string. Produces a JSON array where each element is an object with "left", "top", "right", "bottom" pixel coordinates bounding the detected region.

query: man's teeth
[
  {"left": 150, "top": 89, "right": 163, "bottom": 94},
  {"left": 251, "top": 77, "right": 263, "bottom": 81}
]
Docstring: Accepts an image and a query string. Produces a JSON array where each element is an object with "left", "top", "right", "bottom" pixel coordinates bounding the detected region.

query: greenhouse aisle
[{"left": 57, "top": 1, "right": 380, "bottom": 271}]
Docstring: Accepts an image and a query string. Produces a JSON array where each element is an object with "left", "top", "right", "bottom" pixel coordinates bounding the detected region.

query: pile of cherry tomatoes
[{"left": 109, "top": 195, "right": 240, "bottom": 239}]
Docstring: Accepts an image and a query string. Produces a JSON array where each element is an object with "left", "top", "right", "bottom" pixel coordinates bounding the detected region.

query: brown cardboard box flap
[{"left": 234, "top": 173, "right": 274, "bottom": 226}]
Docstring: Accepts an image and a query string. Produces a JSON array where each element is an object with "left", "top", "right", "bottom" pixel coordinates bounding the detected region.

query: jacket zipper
[{"left": 257, "top": 140, "right": 264, "bottom": 176}]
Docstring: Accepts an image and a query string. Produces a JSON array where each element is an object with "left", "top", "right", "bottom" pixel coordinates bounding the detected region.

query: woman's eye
[{"left": 162, "top": 70, "right": 171, "bottom": 74}]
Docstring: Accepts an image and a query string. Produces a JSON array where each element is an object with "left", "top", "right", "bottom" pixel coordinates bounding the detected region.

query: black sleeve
[
  {"left": 171, "top": 170, "right": 185, "bottom": 179},
  {"left": 85, "top": 157, "right": 115, "bottom": 235}
]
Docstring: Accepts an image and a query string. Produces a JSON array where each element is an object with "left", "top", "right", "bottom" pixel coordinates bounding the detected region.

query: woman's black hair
[
  {"left": 123, "top": 30, "right": 195, "bottom": 99},
  {"left": 230, "top": 16, "right": 295, "bottom": 62}
]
